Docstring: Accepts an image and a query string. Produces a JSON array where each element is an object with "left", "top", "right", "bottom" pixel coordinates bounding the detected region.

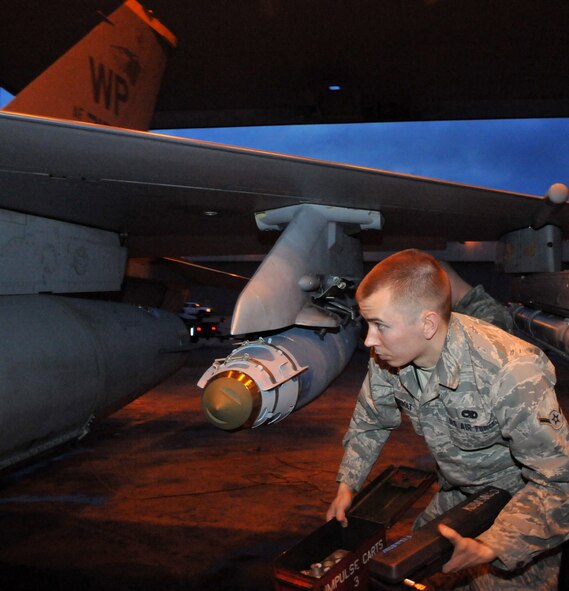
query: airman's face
[{"left": 358, "top": 287, "right": 430, "bottom": 368}]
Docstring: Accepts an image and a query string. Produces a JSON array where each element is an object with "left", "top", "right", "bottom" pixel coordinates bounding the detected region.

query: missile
[
  {"left": 532, "top": 182, "right": 569, "bottom": 229},
  {"left": 198, "top": 323, "right": 360, "bottom": 430}
]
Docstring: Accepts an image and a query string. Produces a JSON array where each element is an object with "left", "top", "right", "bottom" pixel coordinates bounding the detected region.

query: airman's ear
[{"left": 422, "top": 311, "right": 441, "bottom": 340}]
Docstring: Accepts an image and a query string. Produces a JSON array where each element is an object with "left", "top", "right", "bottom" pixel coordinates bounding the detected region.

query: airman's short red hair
[{"left": 356, "top": 249, "right": 451, "bottom": 322}]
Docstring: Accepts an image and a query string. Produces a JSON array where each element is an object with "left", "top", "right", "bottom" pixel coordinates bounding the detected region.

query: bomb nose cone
[{"left": 201, "top": 374, "right": 258, "bottom": 430}]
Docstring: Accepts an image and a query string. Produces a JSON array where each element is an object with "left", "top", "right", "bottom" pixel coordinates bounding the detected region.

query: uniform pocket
[{"left": 442, "top": 395, "right": 503, "bottom": 450}]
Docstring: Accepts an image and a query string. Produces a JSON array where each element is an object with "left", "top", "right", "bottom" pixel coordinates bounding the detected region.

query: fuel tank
[{"left": 0, "top": 295, "right": 189, "bottom": 469}]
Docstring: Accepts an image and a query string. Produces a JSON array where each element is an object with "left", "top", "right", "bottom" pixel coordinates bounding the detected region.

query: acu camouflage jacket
[{"left": 337, "top": 313, "right": 569, "bottom": 569}]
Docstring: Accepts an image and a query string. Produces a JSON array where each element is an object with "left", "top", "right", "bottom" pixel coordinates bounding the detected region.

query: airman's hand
[
  {"left": 326, "top": 483, "right": 355, "bottom": 527},
  {"left": 438, "top": 523, "right": 497, "bottom": 573}
]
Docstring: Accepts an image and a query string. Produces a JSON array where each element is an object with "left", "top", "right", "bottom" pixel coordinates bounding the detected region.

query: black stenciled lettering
[
  {"left": 89, "top": 57, "right": 114, "bottom": 110},
  {"left": 89, "top": 57, "right": 130, "bottom": 116},
  {"left": 114, "top": 73, "right": 129, "bottom": 115}
]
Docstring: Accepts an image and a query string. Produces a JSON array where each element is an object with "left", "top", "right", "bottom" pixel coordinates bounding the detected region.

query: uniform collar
[
  {"left": 436, "top": 313, "right": 465, "bottom": 391},
  {"left": 399, "top": 314, "right": 464, "bottom": 401}
]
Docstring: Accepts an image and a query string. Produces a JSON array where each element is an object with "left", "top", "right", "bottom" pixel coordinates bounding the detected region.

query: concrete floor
[{"left": 0, "top": 342, "right": 568, "bottom": 591}]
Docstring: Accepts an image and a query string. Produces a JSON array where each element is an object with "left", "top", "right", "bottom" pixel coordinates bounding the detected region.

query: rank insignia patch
[{"left": 538, "top": 410, "right": 564, "bottom": 430}]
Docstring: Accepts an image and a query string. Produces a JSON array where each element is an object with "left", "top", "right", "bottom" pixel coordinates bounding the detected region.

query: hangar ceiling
[{"left": 2, "top": 1, "right": 569, "bottom": 129}]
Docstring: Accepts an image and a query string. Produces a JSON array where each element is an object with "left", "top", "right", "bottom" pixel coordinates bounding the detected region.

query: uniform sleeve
[
  {"left": 453, "top": 284, "right": 514, "bottom": 333},
  {"left": 337, "top": 360, "right": 402, "bottom": 491},
  {"left": 476, "top": 353, "right": 569, "bottom": 570}
]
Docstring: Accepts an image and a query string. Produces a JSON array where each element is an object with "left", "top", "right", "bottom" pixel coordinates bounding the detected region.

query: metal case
[{"left": 273, "top": 465, "right": 436, "bottom": 591}]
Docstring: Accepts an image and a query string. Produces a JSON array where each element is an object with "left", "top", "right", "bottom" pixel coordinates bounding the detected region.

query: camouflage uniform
[
  {"left": 337, "top": 313, "right": 569, "bottom": 589},
  {"left": 453, "top": 284, "right": 514, "bottom": 333}
]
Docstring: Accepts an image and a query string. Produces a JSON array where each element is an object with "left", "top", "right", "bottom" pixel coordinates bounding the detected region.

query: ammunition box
[{"left": 273, "top": 465, "right": 436, "bottom": 591}]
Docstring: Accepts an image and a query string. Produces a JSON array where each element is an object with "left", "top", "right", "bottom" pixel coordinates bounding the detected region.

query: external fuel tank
[{"left": 0, "top": 295, "right": 189, "bottom": 469}]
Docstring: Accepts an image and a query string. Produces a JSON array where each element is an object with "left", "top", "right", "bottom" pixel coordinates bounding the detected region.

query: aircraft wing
[{"left": 0, "top": 110, "right": 561, "bottom": 259}]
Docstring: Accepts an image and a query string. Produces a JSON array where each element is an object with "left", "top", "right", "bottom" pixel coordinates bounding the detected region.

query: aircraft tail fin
[{"left": 3, "top": 0, "right": 176, "bottom": 131}]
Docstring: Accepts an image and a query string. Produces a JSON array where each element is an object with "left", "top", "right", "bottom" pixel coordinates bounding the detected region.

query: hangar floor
[{"left": 0, "top": 342, "right": 568, "bottom": 591}]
